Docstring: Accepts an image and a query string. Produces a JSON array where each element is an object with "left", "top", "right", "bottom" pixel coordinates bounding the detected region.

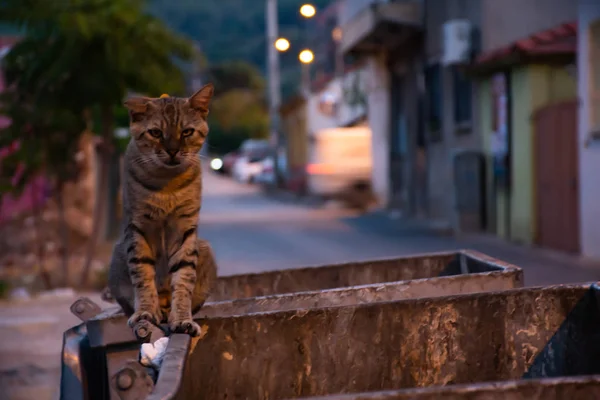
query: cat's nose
[{"left": 167, "top": 149, "right": 179, "bottom": 158}]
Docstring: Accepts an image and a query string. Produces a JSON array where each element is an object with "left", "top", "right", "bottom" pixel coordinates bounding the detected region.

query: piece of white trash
[{"left": 140, "top": 336, "right": 170, "bottom": 369}]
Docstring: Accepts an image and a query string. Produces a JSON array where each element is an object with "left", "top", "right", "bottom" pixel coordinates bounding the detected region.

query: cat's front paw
[
  {"left": 169, "top": 318, "right": 201, "bottom": 337},
  {"left": 128, "top": 309, "right": 163, "bottom": 328}
]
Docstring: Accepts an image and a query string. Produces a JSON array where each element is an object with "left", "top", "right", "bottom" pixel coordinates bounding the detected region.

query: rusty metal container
[
  {"left": 293, "top": 376, "right": 600, "bottom": 400},
  {"left": 60, "top": 250, "right": 522, "bottom": 399},
  {"left": 167, "top": 283, "right": 600, "bottom": 400},
  {"left": 203, "top": 249, "right": 522, "bottom": 317},
  {"left": 209, "top": 249, "right": 522, "bottom": 301}
]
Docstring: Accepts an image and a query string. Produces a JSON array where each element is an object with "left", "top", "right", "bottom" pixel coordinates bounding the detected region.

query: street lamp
[
  {"left": 299, "top": 49, "right": 314, "bottom": 64},
  {"left": 274, "top": 37, "right": 290, "bottom": 52},
  {"left": 300, "top": 4, "right": 316, "bottom": 18}
]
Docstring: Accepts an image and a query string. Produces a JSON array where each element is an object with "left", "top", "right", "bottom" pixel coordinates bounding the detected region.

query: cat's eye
[
  {"left": 182, "top": 128, "right": 194, "bottom": 137},
  {"left": 148, "top": 129, "right": 162, "bottom": 138}
]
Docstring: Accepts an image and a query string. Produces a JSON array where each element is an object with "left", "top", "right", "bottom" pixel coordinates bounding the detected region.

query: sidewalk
[
  {"left": 456, "top": 232, "right": 600, "bottom": 286},
  {"left": 0, "top": 291, "right": 112, "bottom": 400},
  {"left": 264, "top": 190, "right": 600, "bottom": 286},
  {"left": 349, "top": 209, "right": 600, "bottom": 287}
]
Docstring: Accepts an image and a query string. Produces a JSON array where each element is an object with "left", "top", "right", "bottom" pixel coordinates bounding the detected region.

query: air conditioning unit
[{"left": 442, "top": 19, "right": 473, "bottom": 66}]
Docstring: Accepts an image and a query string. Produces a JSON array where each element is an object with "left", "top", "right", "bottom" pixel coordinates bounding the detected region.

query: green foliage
[
  {"left": 207, "top": 61, "right": 266, "bottom": 95},
  {"left": 206, "top": 127, "right": 249, "bottom": 155},
  {"left": 204, "top": 62, "right": 269, "bottom": 154},
  {"left": 0, "top": 0, "right": 194, "bottom": 122},
  {"left": 0, "top": 87, "right": 85, "bottom": 194},
  {"left": 0, "top": 0, "right": 196, "bottom": 192},
  {"left": 0, "top": 279, "right": 9, "bottom": 299}
]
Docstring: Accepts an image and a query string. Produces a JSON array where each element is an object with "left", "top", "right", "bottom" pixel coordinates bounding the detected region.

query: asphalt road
[
  {"left": 201, "top": 169, "right": 600, "bottom": 287},
  {"left": 2, "top": 167, "right": 600, "bottom": 400}
]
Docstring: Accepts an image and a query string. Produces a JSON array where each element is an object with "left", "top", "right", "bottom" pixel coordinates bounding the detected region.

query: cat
[{"left": 107, "top": 84, "right": 217, "bottom": 336}]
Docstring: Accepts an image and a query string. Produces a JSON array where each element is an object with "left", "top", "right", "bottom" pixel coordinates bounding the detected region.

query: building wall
[
  {"left": 507, "top": 67, "right": 533, "bottom": 244},
  {"left": 337, "top": 64, "right": 368, "bottom": 127},
  {"left": 364, "top": 53, "right": 392, "bottom": 206},
  {"left": 578, "top": 0, "right": 600, "bottom": 258},
  {"left": 481, "top": 0, "right": 576, "bottom": 52},
  {"left": 480, "top": 65, "right": 577, "bottom": 244},
  {"left": 307, "top": 80, "right": 341, "bottom": 135},
  {"left": 424, "top": 0, "right": 483, "bottom": 228},
  {"left": 478, "top": 79, "right": 495, "bottom": 233},
  {"left": 425, "top": 0, "right": 482, "bottom": 59}
]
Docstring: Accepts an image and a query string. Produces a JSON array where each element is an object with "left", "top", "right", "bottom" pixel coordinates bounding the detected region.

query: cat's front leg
[
  {"left": 167, "top": 225, "right": 202, "bottom": 336},
  {"left": 126, "top": 223, "right": 163, "bottom": 328}
]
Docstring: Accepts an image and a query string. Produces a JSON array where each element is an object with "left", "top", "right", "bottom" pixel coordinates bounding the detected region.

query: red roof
[{"left": 475, "top": 22, "right": 577, "bottom": 66}]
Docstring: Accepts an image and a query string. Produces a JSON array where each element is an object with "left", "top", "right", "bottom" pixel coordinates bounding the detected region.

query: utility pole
[{"left": 266, "top": 0, "right": 283, "bottom": 187}]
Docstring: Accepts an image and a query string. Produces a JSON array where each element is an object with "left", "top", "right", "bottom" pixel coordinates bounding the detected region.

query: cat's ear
[
  {"left": 124, "top": 96, "right": 152, "bottom": 122},
  {"left": 188, "top": 83, "right": 214, "bottom": 115}
]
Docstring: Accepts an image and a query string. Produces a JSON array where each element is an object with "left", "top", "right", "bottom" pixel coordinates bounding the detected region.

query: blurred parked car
[
  {"left": 220, "top": 151, "right": 239, "bottom": 175},
  {"left": 221, "top": 139, "right": 270, "bottom": 176},
  {"left": 232, "top": 149, "right": 270, "bottom": 184},
  {"left": 254, "top": 156, "right": 276, "bottom": 185}
]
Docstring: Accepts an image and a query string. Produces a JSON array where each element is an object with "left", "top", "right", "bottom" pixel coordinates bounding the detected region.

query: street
[
  {"left": 1, "top": 167, "right": 600, "bottom": 400},
  {"left": 202, "top": 169, "right": 600, "bottom": 287}
]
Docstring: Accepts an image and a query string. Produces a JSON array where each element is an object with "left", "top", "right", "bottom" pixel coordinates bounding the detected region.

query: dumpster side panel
[
  {"left": 292, "top": 376, "right": 600, "bottom": 399},
  {"left": 524, "top": 286, "right": 600, "bottom": 378},
  {"left": 209, "top": 253, "right": 456, "bottom": 301},
  {"left": 200, "top": 271, "right": 522, "bottom": 318},
  {"left": 181, "top": 286, "right": 587, "bottom": 399}
]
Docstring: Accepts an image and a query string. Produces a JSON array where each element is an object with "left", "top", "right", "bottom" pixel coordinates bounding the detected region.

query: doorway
[{"left": 534, "top": 100, "right": 580, "bottom": 253}]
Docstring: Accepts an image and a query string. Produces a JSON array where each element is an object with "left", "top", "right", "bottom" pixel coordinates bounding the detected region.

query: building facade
[
  {"left": 577, "top": 0, "right": 600, "bottom": 259},
  {"left": 339, "top": 0, "right": 423, "bottom": 210},
  {"left": 333, "top": 0, "right": 598, "bottom": 258}
]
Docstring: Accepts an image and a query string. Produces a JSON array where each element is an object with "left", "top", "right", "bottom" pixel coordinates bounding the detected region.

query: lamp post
[
  {"left": 266, "top": 1, "right": 316, "bottom": 187},
  {"left": 266, "top": 0, "right": 283, "bottom": 186},
  {"left": 299, "top": 49, "right": 314, "bottom": 96}
]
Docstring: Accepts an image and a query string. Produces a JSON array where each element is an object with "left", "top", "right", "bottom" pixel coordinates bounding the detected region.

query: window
[
  {"left": 425, "top": 63, "right": 443, "bottom": 142},
  {"left": 452, "top": 66, "right": 472, "bottom": 128}
]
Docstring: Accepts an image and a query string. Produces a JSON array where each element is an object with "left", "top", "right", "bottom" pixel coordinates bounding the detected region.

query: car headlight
[{"left": 210, "top": 158, "right": 223, "bottom": 170}]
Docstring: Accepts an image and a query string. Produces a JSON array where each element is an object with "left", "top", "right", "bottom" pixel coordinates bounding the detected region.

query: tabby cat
[{"left": 108, "top": 84, "right": 217, "bottom": 336}]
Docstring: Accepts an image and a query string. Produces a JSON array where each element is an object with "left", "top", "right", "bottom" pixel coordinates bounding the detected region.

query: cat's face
[{"left": 124, "top": 84, "right": 214, "bottom": 170}]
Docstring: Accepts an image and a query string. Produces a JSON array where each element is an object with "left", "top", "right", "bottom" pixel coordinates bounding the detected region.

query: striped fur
[{"left": 108, "top": 84, "right": 217, "bottom": 336}]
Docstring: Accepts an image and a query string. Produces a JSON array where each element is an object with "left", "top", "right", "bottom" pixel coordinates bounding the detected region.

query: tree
[
  {"left": 205, "top": 61, "right": 269, "bottom": 154},
  {"left": 0, "top": 83, "right": 86, "bottom": 287},
  {"left": 1, "top": 0, "right": 195, "bottom": 286},
  {"left": 207, "top": 61, "right": 265, "bottom": 94}
]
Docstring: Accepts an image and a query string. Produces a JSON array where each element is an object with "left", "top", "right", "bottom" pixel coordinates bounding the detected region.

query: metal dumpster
[
  {"left": 292, "top": 376, "right": 600, "bottom": 400},
  {"left": 60, "top": 250, "right": 522, "bottom": 400},
  {"left": 209, "top": 249, "right": 523, "bottom": 301},
  {"left": 162, "top": 283, "right": 600, "bottom": 400}
]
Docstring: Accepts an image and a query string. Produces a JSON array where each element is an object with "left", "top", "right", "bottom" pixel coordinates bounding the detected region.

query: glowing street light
[
  {"left": 332, "top": 26, "right": 342, "bottom": 42},
  {"left": 274, "top": 37, "right": 290, "bottom": 52},
  {"left": 300, "top": 4, "right": 316, "bottom": 18},
  {"left": 299, "top": 49, "right": 314, "bottom": 64}
]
